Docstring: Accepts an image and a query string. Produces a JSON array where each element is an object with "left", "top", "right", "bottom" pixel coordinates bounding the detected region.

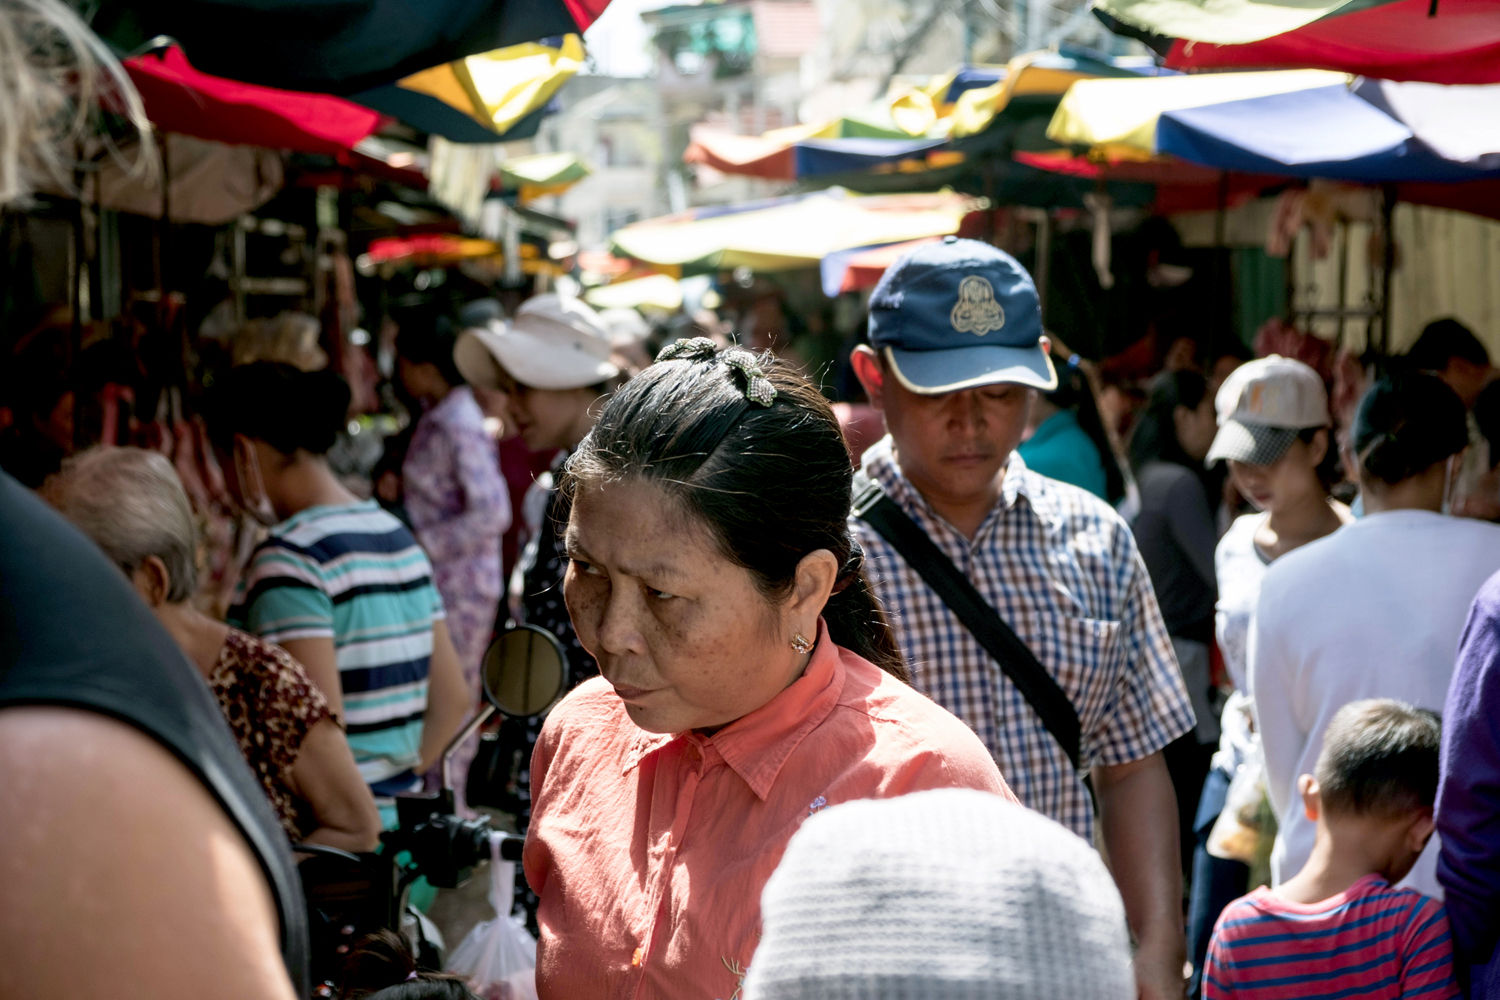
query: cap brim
[
  {"left": 1206, "top": 420, "right": 1298, "bottom": 466},
  {"left": 883, "top": 344, "right": 1058, "bottom": 395},
  {"left": 453, "top": 325, "right": 618, "bottom": 392}
]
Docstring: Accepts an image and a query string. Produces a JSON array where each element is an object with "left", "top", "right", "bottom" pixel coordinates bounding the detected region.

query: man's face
[{"left": 861, "top": 351, "right": 1034, "bottom": 512}]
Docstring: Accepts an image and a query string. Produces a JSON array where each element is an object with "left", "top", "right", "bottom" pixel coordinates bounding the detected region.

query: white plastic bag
[
  {"left": 1206, "top": 744, "right": 1269, "bottom": 864},
  {"left": 446, "top": 836, "right": 538, "bottom": 1000}
]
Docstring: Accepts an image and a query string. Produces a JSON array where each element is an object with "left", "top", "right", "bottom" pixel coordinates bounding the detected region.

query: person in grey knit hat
[{"left": 742, "top": 789, "right": 1135, "bottom": 1000}]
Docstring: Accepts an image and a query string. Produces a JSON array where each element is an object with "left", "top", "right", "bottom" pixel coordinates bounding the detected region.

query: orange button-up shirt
[{"left": 523, "top": 621, "right": 1013, "bottom": 1000}]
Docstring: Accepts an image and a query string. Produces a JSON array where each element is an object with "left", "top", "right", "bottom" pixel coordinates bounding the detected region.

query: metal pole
[{"left": 1379, "top": 184, "right": 1397, "bottom": 367}]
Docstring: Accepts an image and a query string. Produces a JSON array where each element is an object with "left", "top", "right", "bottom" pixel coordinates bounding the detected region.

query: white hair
[
  {"left": 0, "top": 0, "right": 152, "bottom": 205},
  {"left": 42, "top": 446, "right": 200, "bottom": 603}
]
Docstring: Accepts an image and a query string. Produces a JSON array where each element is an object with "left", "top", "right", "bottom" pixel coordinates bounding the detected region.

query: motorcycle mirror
[{"left": 482, "top": 624, "right": 567, "bottom": 718}]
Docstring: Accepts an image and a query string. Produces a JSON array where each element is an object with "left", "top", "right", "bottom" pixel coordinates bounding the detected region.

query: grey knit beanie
[{"left": 740, "top": 789, "right": 1134, "bottom": 1000}]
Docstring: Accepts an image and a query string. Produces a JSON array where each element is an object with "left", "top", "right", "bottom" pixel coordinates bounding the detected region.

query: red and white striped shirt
[{"left": 1204, "top": 874, "right": 1460, "bottom": 999}]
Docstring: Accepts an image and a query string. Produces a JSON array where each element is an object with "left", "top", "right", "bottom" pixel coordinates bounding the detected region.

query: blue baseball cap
[{"left": 868, "top": 236, "right": 1056, "bottom": 394}]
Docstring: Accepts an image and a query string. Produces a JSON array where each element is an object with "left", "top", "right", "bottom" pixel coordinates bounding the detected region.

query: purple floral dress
[{"left": 402, "top": 387, "right": 511, "bottom": 771}]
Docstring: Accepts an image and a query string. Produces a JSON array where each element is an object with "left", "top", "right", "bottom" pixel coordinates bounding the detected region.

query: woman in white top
[
  {"left": 1186, "top": 356, "right": 1351, "bottom": 998},
  {"left": 1250, "top": 372, "right": 1500, "bottom": 901}
]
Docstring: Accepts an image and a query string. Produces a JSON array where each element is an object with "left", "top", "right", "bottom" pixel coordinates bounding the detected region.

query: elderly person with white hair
[{"left": 42, "top": 445, "right": 381, "bottom": 852}]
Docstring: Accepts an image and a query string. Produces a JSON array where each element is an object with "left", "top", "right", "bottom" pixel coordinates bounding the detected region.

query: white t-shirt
[
  {"left": 1249, "top": 509, "right": 1500, "bottom": 898},
  {"left": 1213, "top": 513, "right": 1272, "bottom": 773},
  {"left": 1217, "top": 512, "right": 1272, "bottom": 695}
]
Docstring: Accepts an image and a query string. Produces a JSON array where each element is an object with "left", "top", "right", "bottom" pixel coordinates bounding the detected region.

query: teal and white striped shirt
[{"left": 231, "top": 500, "right": 446, "bottom": 787}]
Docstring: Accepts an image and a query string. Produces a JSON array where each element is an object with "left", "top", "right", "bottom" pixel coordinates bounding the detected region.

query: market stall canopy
[
  {"left": 584, "top": 274, "right": 684, "bottom": 311},
  {"left": 684, "top": 49, "right": 1146, "bottom": 184},
  {"left": 499, "top": 152, "right": 591, "bottom": 202},
  {"left": 92, "top": 0, "right": 613, "bottom": 94},
  {"left": 124, "top": 45, "right": 382, "bottom": 154},
  {"left": 1047, "top": 69, "right": 1348, "bottom": 159},
  {"left": 354, "top": 35, "right": 583, "bottom": 143},
  {"left": 45, "top": 134, "right": 284, "bottom": 224},
  {"left": 610, "top": 189, "right": 980, "bottom": 273},
  {"left": 1094, "top": 0, "right": 1500, "bottom": 85},
  {"left": 362, "top": 233, "right": 565, "bottom": 274},
  {"left": 948, "top": 48, "right": 1152, "bottom": 139},
  {"left": 819, "top": 237, "right": 941, "bottom": 296},
  {"left": 1155, "top": 78, "right": 1500, "bottom": 183},
  {"left": 686, "top": 128, "right": 951, "bottom": 182}
]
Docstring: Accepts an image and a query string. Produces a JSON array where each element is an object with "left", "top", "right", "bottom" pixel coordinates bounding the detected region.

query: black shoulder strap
[{"left": 853, "top": 473, "right": 1083, "bottom": 773}]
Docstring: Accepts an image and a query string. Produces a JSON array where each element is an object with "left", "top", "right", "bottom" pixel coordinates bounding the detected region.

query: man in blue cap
[{"left": 850, "top": 237, "right": 1196, "bottom": 1000}]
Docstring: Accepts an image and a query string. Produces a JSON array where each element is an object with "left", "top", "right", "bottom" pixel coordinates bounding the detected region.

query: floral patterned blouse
[{"left": 209, "top": 627, "right": 332, "bottom": 841}]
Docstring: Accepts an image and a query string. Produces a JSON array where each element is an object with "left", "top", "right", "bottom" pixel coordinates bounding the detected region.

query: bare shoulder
[{"left": 0, "top": 707, "right": 297, "bottom": 1000}]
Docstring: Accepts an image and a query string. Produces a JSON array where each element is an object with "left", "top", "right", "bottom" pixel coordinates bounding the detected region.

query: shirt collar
[
  {"left": 862, "top": 434, "right": 1040, "bottom": 525},
  {"left": 619, "top": 619, "right": 845, "bottom": 800}
]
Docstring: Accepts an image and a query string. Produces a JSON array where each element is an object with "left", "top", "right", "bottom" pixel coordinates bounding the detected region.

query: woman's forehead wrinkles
[{"left": 568, "top": 510, "right": 696, "bottom": 581}]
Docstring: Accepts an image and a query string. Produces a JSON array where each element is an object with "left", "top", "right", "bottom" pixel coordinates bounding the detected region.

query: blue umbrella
[{"left": 1156, "top": 78, "right": 1500, "bottom": 183}]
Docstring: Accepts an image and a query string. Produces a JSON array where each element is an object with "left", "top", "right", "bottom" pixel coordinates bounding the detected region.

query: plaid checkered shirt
[{"left": 854, "top": 437, "right": 1196, "bottom": 840}]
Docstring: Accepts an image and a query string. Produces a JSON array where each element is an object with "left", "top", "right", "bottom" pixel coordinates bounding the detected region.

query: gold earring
[{"left": 790, "top": 632, "right": 813, "bottom": 654}]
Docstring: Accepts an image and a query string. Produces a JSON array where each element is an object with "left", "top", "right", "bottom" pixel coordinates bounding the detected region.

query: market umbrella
[
  {"left": 1047, "top": 68, "right": 1346, "bottom": 160},
  {"left": 92, "top": 0, "right": 613, "bottom": 94},
  {"left": 498, "top": 152, "right": 591, "bottom": 202},
  {"left": 819, "top": 237, "right": 941, "bottom": 296},
  {"left": 354, "top": 35, "right": 583, "bottom": 143},
  {"left": 124, "top": 45, "right": 382, "bottom": 154},
  {"left": 584, "top": 274, "right": 684, "bottom": 311},
  {"left": 1155, "top": 78, "right": 1500, "bottom": 183},
  {"left": 1093, "top": 0, "right": 1500, "bottom": 85},
  {"left": 1048, "top": 68, "right": 1500, "bottom": 183},
  {"left": 686, "top": 129, "right": 951, "bottom": 183},
  {"left": 609, "top": 189, "right": 980, "bottom": 274}
]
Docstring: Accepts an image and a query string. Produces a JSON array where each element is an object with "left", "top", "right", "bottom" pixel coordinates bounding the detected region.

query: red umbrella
[
  {"left": 1105, "top": 0, "right": 1500, "bottom": 85},
  {"left": 125, "top": 46, "right": 382, "bottom": 155}
]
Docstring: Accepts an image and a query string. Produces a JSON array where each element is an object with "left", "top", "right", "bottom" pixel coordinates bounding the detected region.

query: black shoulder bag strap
[{"left": 853, "top": 472, "right": 1083, "bottom": 773}]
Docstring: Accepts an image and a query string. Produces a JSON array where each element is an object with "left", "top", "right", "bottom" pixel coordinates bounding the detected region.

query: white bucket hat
[
  {"left": 454, "top": 293, "right": 619, "bottom": 392},
  {"left": 741, "top": 789, "right": 1134, "bottom": 1000}
]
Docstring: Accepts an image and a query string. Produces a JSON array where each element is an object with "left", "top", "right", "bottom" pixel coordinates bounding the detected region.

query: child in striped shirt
[{"left": 1204, "top": 699, "right": 1460, "bottom": 999}]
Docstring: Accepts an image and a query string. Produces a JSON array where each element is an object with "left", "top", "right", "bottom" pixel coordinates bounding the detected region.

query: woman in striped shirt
[{"left": 206, "top": 362, "right": 470, "bottom": 811}]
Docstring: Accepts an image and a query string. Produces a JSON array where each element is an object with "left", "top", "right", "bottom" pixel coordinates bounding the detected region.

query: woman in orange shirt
[{"left": 522, "top": 338, "right": 1012, "bottom": 1000}]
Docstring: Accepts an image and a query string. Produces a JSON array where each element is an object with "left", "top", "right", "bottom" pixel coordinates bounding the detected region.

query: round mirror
[{"left": 482, "top": 624, "right": 567, "bottom": 718}]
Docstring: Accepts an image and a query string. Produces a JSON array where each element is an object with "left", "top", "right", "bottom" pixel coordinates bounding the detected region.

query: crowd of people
[{"left": 8, "top": 4, "right": 1500, "bottom": 1000}]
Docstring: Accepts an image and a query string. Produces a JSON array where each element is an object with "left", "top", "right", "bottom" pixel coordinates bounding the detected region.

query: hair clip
[
  {"left": 721, "top": 348, "right": 778, "bottom": 407},
  {"left": 657, "top": 337, "right": 719, "bottom": 363}
]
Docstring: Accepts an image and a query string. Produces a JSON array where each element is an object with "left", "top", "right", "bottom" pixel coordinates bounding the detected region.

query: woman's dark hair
[
  {"left": 337, "top": 930, "right": 479, "bottom": 1000},
  {"left": 1474, "top": 379, "right": 1500, "bottom": 471},
  {"left": 1042, "top": 351, "right": 1126, "bottom": 504},
  {"left": 1353, "top": 372, "right": 1469, "bottom": 486},
  {"left": 394, "top": 308, "right": 465, "bottom": 388},
  {"left": 1296, "top": 426, "right": 1344, "bottom": 492},
  {"left": 560, "top": 341, "right": 909, "bottom": 682},
  {"left": 1128, "top": 370, "right": 1209, "bottom": 474},
  {"left": 202, "top": 361, "right": 352, "bottom": 456}
]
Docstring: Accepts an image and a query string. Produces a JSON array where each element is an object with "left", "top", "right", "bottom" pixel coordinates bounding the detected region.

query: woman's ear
[
  {"left": 787, "top": 548, "right": 839, "bottom": 627},
  {"left": 130, "top": 555, "right": 173, "bottom": 608},
  {"left": 1307, "top": 428, "right": 1330, "bottom": 467}
]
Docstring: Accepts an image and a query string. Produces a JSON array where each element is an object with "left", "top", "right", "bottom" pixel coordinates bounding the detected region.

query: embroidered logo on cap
[{"left": 950, "top": 275, "right": 1005, "bottom": 336}]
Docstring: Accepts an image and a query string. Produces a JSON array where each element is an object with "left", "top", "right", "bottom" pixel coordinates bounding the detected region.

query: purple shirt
[
  {"left": 1439, "top": 569, "right": 1500, "bottom": 999},
  {"left": 402, "top": 387, "right": 511, "bottom": 601}
]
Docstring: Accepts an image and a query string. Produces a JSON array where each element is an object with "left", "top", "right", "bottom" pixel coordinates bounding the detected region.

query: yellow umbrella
[
  {"left": 397, "top": 34, "right": 584, "bottom": 137},
  {"left": 1046, "top": 68, "right": 1349, "bottom": 159},
  {"left": 610, "top": 189, "right": 980, "bottom": 273},
  {"left": 584, "top": 274, "right": 684, "bottom": 312},
  {"left": 499, "top": 151, "right": 591, "bottom": 203},
  {"left": 948, "top": 50, "right": 1155, "bottom": 139}
]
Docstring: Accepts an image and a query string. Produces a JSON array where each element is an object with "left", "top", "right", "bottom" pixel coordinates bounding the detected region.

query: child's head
[{"left": 1300, "top": 699, "right": 1441, "bottom": 882}]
